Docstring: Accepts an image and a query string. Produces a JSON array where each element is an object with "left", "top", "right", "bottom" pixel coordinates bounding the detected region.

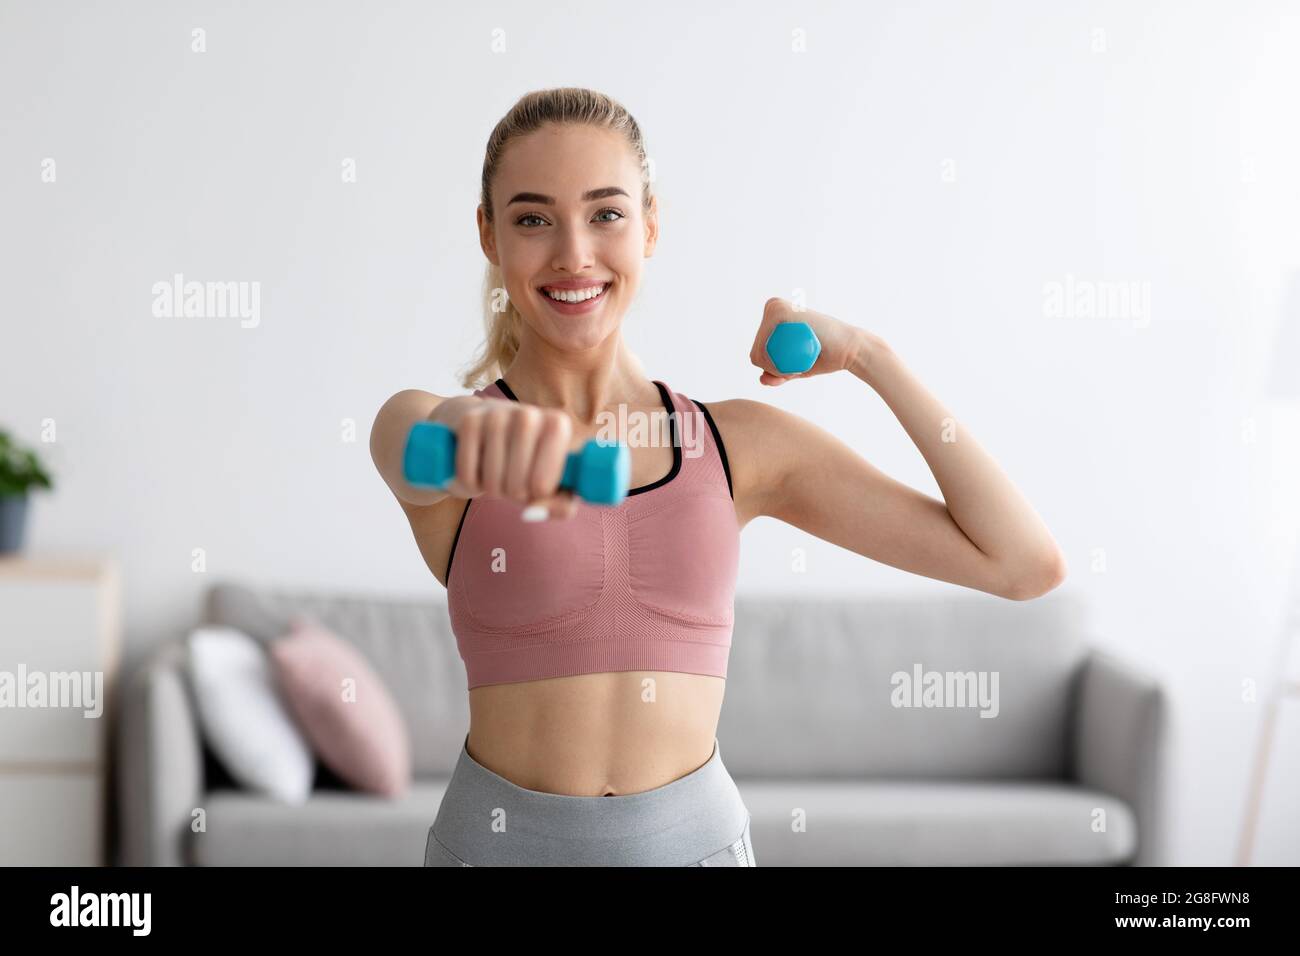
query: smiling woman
[
  {"left": 372, "top": 85, "right": 1065, "bottom": 870},
  {"left": 385, "top": 87, "right": 759, "bottom": 868}
]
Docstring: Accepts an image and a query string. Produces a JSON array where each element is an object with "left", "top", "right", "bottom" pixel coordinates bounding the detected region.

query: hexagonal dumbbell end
[
  {"left": 561, "top": 439, "right": 630, "bottom": 506},
  {"left": 765, "top": 321, "right": 822, "bottom": 374},
  {"left": 402, "top": 420, "right": 456, "bottom": 489}
]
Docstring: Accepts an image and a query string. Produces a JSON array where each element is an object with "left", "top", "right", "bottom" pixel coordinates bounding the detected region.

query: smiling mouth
[{"left": 539, "top": 282, "right": 610, "bottom": 304}]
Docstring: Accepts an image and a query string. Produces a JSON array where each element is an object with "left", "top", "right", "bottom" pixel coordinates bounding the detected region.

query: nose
[{"left": 550, "top": 219, "right": 597, "bottom": 275}]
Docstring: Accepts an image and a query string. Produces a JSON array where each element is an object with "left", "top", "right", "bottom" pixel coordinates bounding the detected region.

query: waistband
[{"left": 432, "top": 734, "right": 748, "bottom": 866}]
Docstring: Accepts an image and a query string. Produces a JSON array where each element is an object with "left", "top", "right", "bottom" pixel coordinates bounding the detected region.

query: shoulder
[
  {"left": 685, "top": 396, "right": 800, "bottom": 444},
  {"left": 680, "top": 397, "right": 803, "bottom": 525}
]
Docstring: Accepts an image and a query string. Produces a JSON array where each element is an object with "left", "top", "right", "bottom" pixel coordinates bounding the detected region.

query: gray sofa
[{"left": 116, "top": 581, "right": 1166, "bottom": 866}]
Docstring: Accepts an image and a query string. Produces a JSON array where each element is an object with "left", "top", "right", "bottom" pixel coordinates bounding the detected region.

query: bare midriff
[{"left": 466, "top": 671, "right": 725, "bottom": 796}]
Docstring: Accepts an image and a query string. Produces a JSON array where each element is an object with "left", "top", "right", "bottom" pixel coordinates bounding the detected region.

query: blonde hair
[{"left": 457, "top": 87, "right": 655, "bottom": 391}]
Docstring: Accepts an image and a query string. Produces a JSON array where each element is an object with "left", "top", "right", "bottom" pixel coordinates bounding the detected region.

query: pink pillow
[{"left": 270, "top": 616, "right": 411, "bottom": 798}]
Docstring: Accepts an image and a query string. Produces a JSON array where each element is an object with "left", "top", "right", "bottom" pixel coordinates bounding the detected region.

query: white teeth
[{"left": 544, "top": 283, "right": 607, "bottom": 303}]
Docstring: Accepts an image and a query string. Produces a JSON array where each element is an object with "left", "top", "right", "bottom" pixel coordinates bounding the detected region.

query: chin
[
  {"left": 541, "top": 318, "right": 620, "bottom": 350},
  {"left": 558, "top": 327, "right": 616, "bottom": 351}
]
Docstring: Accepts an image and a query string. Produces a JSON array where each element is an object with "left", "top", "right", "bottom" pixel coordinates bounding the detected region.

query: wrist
[{"left": 847, "top": 328, "right": 893, "bottom": 383}]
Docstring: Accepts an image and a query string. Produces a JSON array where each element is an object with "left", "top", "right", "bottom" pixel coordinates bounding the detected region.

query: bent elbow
[{"left": 1002, "top": 551, "right": 1068, "bottom": 601}]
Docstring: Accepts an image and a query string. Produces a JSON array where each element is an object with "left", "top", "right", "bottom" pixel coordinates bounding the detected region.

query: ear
[
  {"left": 478, "top": 204, "right": 500, "bottom": 266},
  {"left": 643, "top": 194, "right": 659, "bottom": 258}
]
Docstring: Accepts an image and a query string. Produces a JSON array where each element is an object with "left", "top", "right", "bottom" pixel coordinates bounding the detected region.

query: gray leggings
[{"left": 425, "top": 734, "right": 756, "bottom": 867}]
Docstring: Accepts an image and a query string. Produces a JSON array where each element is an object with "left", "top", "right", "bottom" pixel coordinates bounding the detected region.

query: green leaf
[{"left": 0, "top": 427, "right": 55, "bottom": 493}]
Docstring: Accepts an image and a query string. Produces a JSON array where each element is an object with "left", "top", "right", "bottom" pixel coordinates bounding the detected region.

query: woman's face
[{"left": 480, "top": 123, "right": 657, "bottom": 354}]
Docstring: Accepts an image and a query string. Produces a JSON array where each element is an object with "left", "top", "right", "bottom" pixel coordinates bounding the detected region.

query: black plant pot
[{"left": 0, "top": 494, "right": 29, "bottom": 554}]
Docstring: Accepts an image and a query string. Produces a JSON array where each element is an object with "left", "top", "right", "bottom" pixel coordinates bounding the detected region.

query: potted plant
[{"left": 0, "top": 430, "right": 54, "bottom": 554}]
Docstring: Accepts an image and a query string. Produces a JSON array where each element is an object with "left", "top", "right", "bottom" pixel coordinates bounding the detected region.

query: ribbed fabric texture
[{"left": 446, "top": 379, "right": 740, "bottom": 689}]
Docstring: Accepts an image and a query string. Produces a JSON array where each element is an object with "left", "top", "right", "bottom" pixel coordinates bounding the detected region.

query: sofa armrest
[
  {"left": 1070, "top": 647, "right": 1168, "bottom": 865},
  {"left": 116, "top": 640, "right": 203, "bottom": 866}
]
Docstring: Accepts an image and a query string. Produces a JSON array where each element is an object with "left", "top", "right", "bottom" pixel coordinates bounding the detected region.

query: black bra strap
[{"left": 693, "top": 399, "right": 734, "bottom": 501}]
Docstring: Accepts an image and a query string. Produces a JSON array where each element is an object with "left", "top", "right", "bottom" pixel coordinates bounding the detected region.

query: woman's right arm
[
  {"left": 369, "top": 388, "right": 580, "bottom": 518},
  {"left": 369, "top": 389, "right": 480, "bottom": 507}
]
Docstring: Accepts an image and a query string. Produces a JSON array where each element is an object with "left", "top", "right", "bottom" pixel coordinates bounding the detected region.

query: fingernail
[{"left": 521, "top": 504, "right": 548, "bottom": 522}]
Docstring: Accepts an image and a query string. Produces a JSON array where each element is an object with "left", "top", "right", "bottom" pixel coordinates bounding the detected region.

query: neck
[{"left": 501, "top": 329, "right": 656, "bottom": 426}]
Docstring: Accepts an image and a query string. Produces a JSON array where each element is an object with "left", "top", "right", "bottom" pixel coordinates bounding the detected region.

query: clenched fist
[{"left": 748, "top": 297, "right": 865, "bottom": 386}]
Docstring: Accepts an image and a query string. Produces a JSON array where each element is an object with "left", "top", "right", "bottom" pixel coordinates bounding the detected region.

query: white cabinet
[{"left": 0, "top": 557, "right": 121, "bottom": 865}]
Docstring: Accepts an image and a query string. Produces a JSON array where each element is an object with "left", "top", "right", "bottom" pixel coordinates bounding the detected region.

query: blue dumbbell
[
  {"left": 402, "top": 421, "right": 631, "bottom": 506},
  {"left": 765, "top": 321, "right": 822, "bottom": 374}
]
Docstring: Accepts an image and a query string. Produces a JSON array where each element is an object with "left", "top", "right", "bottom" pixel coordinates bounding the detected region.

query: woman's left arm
[{"left": 737, "top": 298, "right": 1068, "bottom": 601}]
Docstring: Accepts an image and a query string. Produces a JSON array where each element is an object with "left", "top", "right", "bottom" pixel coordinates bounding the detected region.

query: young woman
[{"left": 370, "top": 87, "right": 1067, "bottom": 867}]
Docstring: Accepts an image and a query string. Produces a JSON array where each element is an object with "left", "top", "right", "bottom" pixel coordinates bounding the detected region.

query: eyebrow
[{"left": 506, "top": 186, "right": 630, "bottom": 206}]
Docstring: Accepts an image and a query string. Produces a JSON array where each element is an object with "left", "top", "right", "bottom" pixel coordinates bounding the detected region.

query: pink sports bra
[{"left": 444, "top": 377, "right": 739, "bottom": 690}]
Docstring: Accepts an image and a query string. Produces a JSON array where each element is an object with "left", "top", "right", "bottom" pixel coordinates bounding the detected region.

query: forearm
[{"left": 848, "top": 330, "right": 1065, "bottom": 584}]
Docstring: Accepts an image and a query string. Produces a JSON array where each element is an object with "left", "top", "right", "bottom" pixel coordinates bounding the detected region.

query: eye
[{"left": 515, "top": 208, "right": 626, "bottom": 228}]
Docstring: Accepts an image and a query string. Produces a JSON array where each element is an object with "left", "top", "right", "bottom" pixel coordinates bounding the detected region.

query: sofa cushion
[
  {"left": 739, "top": 778, "right": 1137, "bottom": 866},
  {"left": 186, "top": 626, "right": 315, "bottom": 804},
  {"left": 205, "top": 580, "right": 467, "bottom": 777},
  {"left": 191, "top": 780, "right": 447, "bottom": 866},
  {"left": 718, "top": 590, "right": 1091, "bottom": 778},
  {"left": 187, "top": 777, "right": 1134, "bottom": 866},
  {"left": 270, "top": 616, "right": 412, "bottom": 798}
]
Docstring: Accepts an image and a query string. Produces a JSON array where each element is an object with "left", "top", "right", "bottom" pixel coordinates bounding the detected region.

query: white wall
[{"left": 2, "top": 0, "right": 1297, "bottom": 865}]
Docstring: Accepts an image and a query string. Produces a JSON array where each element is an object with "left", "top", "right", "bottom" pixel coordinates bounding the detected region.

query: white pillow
[{"left": 186, "top": 625, "right": 314, "bottom": 805}]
